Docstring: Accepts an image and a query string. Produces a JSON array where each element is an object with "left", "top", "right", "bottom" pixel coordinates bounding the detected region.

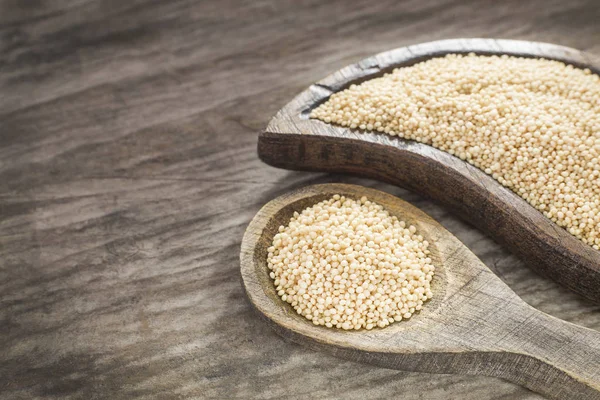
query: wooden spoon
[
  {"left": 240, "top": 183, "right": 600, "bottom": 400},
  {"left": 257, "top": 38, "right": 600, "bottom": 303}
]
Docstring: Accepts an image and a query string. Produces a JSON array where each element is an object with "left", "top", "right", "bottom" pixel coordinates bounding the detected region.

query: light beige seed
[
  {"left": 311, "top": 54, "right": 600, "bottom": 250},
  {"left": 267, "top": 196, "right": 434, "bottom": 330}
]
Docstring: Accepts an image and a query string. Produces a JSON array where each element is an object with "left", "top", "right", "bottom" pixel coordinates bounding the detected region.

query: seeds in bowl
[
  {"left": 267, "top": 195, "right": 435, "bottom": 330},
  {"left": 310, "top": 54, "right": 600, "bottom": 250}
]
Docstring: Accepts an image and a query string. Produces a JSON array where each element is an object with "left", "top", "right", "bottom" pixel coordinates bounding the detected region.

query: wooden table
[{"left": 1, "top": 1, "right": 599, "bottom": 398}]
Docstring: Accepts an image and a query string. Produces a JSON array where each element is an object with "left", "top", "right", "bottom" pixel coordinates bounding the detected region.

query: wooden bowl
[{"left": 257, "top": 39, "right": 600, "bottom": 303}]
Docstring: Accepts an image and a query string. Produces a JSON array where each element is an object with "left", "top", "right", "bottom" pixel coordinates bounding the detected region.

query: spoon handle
[{"left": 492, "top": 307, "right": 600, "bottom": 399}]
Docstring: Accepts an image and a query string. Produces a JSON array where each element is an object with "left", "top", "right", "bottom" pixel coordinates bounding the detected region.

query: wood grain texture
[
  {"left": 1, "top": 0, "right": 599, "bottom": 399},
  {"left": 241, "top": 183, "right": 600, "bottom": 399},
  {"left": 259, "top": 38, "right": 600, "bottom": 303}
]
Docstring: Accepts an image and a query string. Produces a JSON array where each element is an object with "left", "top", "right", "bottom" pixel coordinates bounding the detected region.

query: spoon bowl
[{"left": 241, "top": 184, "right": 600, "bottom": 400}]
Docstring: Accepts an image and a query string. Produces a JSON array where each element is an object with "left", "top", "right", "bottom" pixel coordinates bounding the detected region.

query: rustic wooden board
[
  {"left": 241, "top": 183, "right": 600, "bottom": 400},
  {"left": 259, "top": 39, "right": 600, "bottom": 303},
  {"left": 2, "top": 1, "right": 600, "bottom": 399}
]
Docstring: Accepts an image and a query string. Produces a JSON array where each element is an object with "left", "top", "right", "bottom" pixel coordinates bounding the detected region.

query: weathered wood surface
[
  {"left": 1, "top": 1, "right": 599, "bottom": 399},
  {"left": 259, "top": 39, "right": 600, "bottom": 303},
  {"left": 241, "top": 184, "right": 600, "bottom": 400}
]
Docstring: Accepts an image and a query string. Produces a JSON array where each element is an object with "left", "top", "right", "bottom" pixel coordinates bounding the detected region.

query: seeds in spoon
[
  {"left": 310, "top": 54, "right": 600, "bottom": 250},
  {"left": 267, "top": 195, "right": 435, "bottom": 330}
]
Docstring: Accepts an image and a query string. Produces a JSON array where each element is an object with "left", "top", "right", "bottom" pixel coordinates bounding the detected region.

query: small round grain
[
  {"left": 267, "top": 195, "right": 435, "bottom": 330},
  {"left": 311, "top": 54, "right": 600, "bottom": 250}
]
